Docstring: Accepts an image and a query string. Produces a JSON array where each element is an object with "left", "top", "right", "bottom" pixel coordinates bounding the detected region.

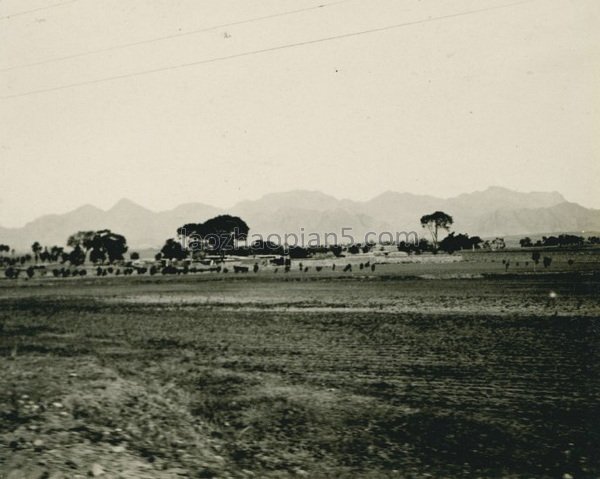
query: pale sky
[{"left": 0, "top": 0, "right": 598, "bottom": 227}]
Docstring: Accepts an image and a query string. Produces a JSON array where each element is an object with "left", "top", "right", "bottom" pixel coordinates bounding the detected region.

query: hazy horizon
[
  {"left": 2, "top": 0, "right": 599, "bottom": 227},
  {"left": 0, "top": 184, "right": 583, "bottom": 229}
]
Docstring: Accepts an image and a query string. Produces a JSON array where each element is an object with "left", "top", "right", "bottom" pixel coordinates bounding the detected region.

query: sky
[{"left": 0, "top": 0, "right": 599, "bottom": 227}]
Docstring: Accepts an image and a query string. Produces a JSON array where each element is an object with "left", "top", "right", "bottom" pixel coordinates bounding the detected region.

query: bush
[{"left": 5, "top": 267, "right": 17, "bottom": 279}]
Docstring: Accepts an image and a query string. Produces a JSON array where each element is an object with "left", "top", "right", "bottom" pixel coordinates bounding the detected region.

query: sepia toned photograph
[{"left": 1, "top": 0, "right": 599, "bottom": 478}]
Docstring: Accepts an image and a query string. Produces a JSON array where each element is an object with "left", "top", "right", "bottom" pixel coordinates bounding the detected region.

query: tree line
[
  {"left": 519, "top": 235, "right": 599, "bottom": 248},
  {"left": 2, "top": 210, "right": 597, "bottom": 279}
]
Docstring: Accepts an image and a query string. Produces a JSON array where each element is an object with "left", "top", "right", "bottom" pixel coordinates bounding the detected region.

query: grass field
[{"left": 1, "top": 267, "right": 600, "bottom": 478}]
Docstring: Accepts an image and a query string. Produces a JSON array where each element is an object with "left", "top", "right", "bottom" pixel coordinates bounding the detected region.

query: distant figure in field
[{"left": 343, "top": 264, "right": 352, "bottom": 272}]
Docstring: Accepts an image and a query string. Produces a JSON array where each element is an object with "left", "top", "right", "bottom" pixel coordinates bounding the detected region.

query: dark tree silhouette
[
  {"left": 160, "top": 239, "right": 187, "bottom": 261},
  {"left": 68, "top": 245, "right": 86, "bottom": 266},
  {"left": 66, "top": 230, "right": 128, "bottom": 264},
  {"left": 531, "top": 251, "right": 541, "bottom": 272},
  {"left": 420, "top": 211, "right": 453, "bottom": 249},
  {"left": 348, "top": 244, "right": 361, "bottom": 254},
  {"left": 177, "top": 215, "right": 250, "bottom": 260},
  {"left": 179, "top": 215, "right": 249, "bottom": 241},
  {"left": 89, "top": 247, "right": 107, "bottom": 264},
  {"left": 31, "top": 242, "right": 42, "bottom": 263},
  {"left": 95, "top": 230, "right": 128, "bottom": 263},
  {"left": 439, "top": 233, "right": 483, "bottom": 253},
  {"left": 519, "top": 237, "right": 533, "bottom": 248}
]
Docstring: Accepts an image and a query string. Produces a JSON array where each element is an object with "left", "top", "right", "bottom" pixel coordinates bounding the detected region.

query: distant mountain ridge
[{"left": 1, "top": 187, "right": 599, "bottom": 249}]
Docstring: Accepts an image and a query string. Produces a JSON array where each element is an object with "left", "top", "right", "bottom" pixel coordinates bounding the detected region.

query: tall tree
[
  {"left": 31, "top": 242, "right": 42, "bottom": 263},
  {"left": 95, "top": 230, "right": 128, "bottom": 263},
  {"left": 420, "top": 211, "right": 453, "bottom": 249}
]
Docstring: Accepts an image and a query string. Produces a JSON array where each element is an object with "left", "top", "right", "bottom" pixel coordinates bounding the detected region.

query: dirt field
[{"left": 1, "top": 269, "right": 600, "bottom": 478}]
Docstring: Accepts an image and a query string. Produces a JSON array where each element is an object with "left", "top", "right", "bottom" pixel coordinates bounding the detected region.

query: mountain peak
[
  {"left": 0, "top": 187, "right": 593, "bottom": 250},
  {"left": 108, "top": 198, "right": 150, "bottom": 213},
  {"left": 72, "top": 203, "right": 104, "bottom": 214}
]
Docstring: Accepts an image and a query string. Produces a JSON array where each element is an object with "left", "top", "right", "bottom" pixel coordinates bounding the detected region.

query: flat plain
[{"left": 1, "top": 259, "right": 600, "bottom": 478}]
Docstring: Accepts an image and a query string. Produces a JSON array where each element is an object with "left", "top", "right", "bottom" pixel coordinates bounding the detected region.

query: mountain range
[{"left": 1, "top": 187, "right": 599, "bottom": 250}]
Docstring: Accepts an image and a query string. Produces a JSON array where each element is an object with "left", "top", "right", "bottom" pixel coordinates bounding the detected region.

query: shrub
[{"left": 5, "top": 267, "right": 17, "bottom": 279}]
